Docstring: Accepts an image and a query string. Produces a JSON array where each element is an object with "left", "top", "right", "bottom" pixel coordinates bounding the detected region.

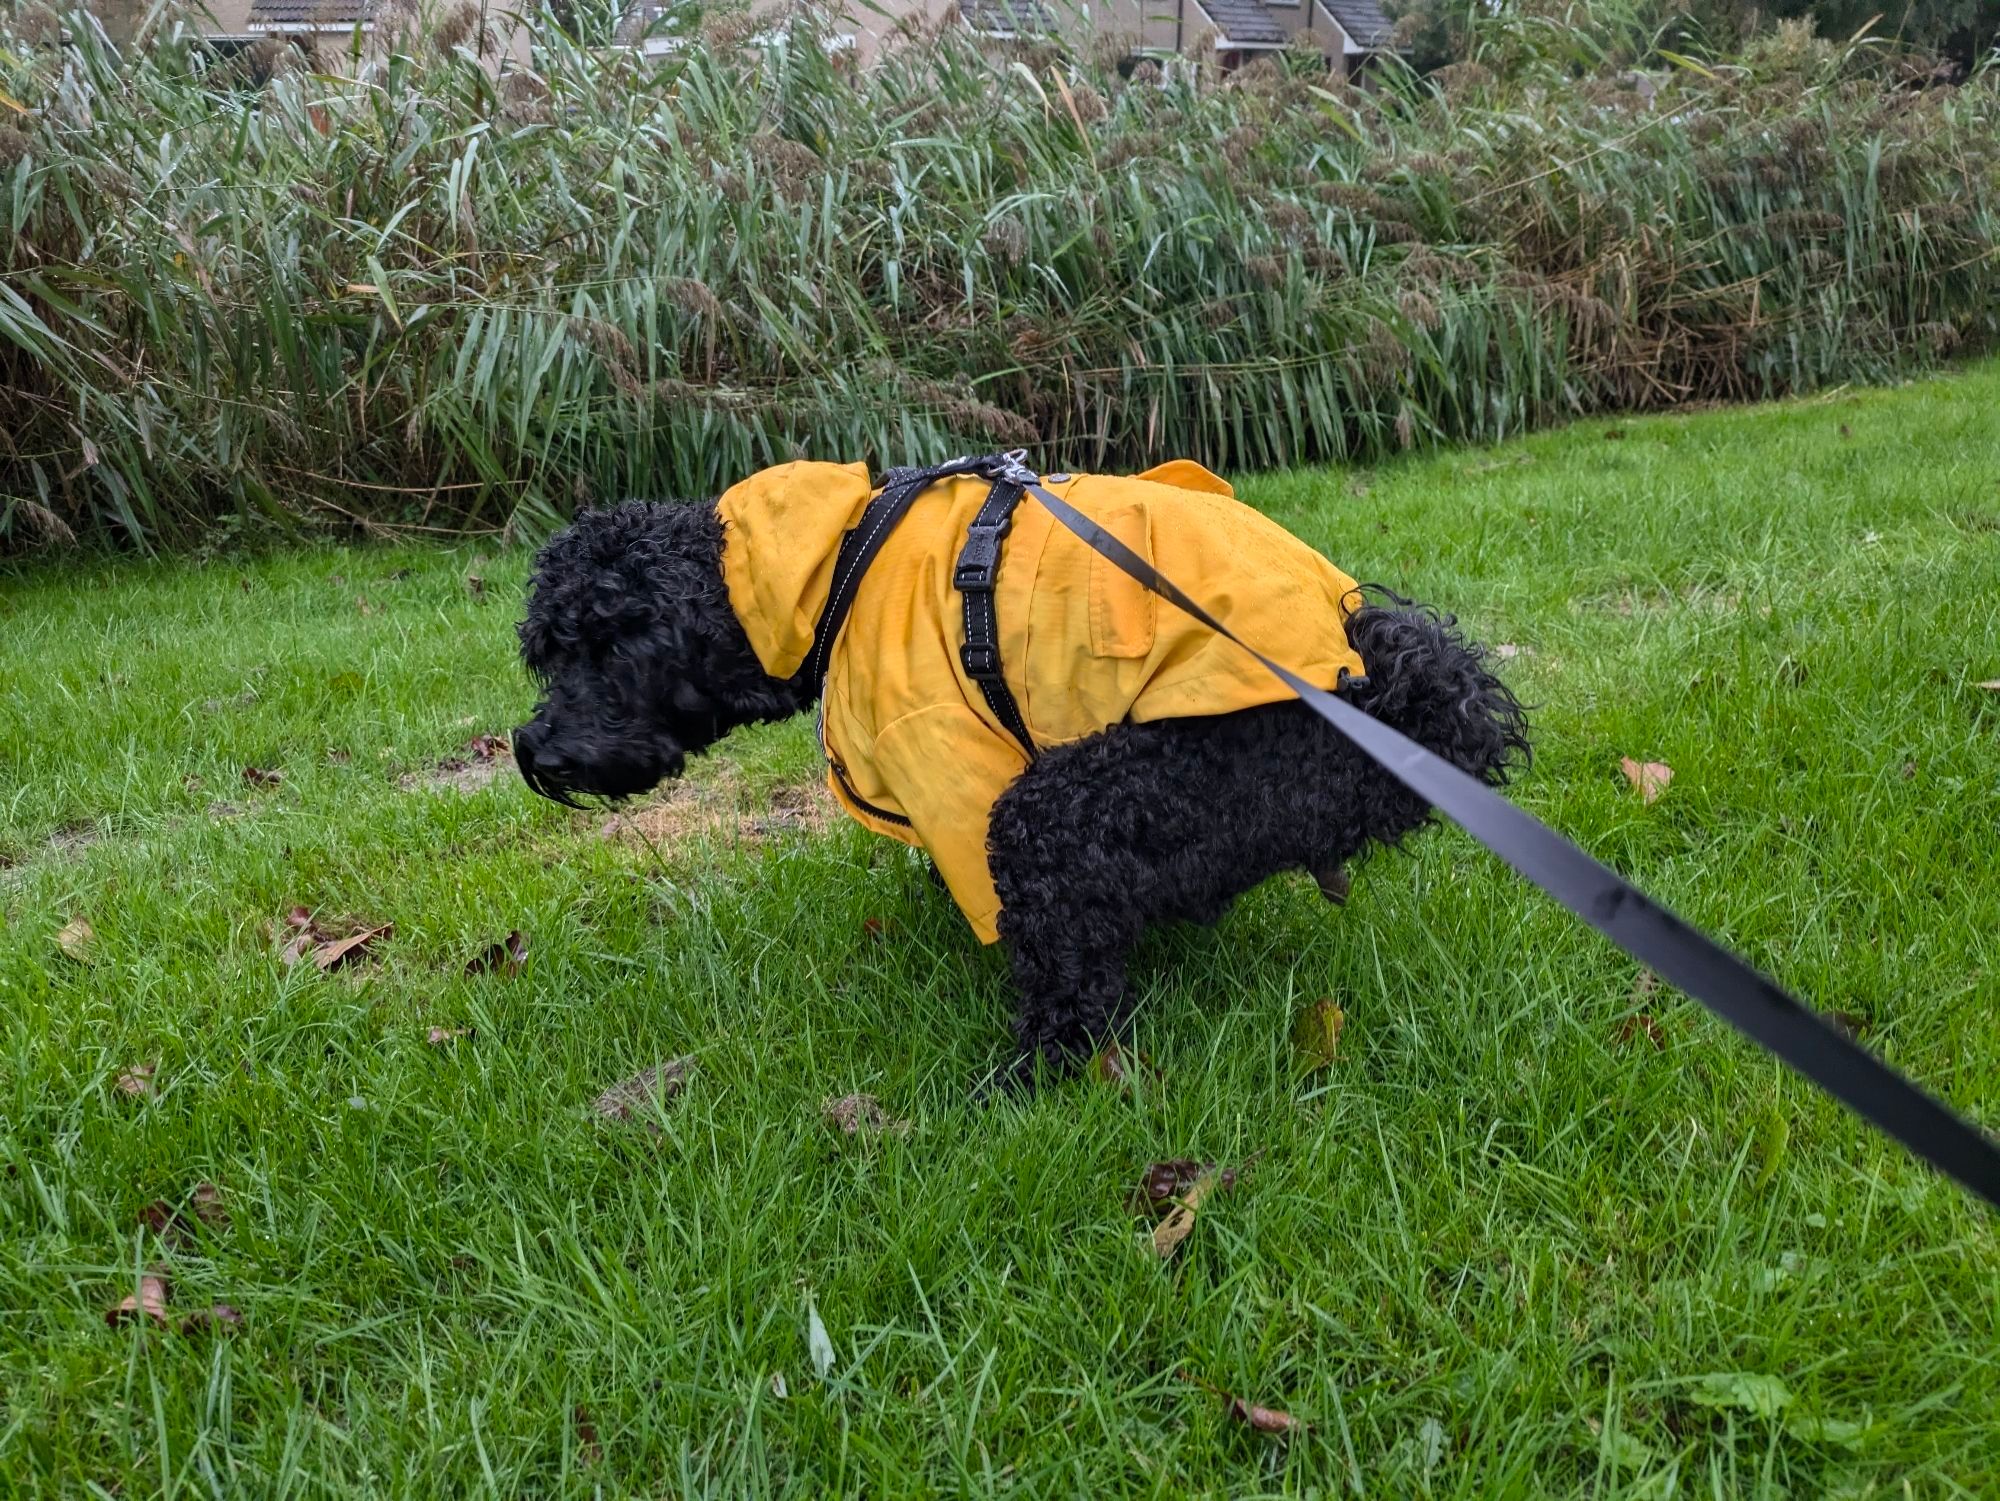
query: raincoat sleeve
[{"left": 867, "top": 702, "right": 1030, "bottom": 945}]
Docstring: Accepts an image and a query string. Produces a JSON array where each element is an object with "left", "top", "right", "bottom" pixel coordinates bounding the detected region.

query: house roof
[
  {"left": 246, "top": 0, "right": 376, "bottom": 27},
  {"left": 958, "top": 0, "right": 1057, "bottom": 37},
  {"left": 1317, "top": 0, "right": 1396, "bottom": 50},
  {"left": 1193, "top": 0, "right": 1286, "bottom": 48}
]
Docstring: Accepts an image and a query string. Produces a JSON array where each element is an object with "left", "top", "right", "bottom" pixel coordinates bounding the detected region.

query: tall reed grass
[{"left": 1, "top": 1, "right": 1995, "bottom": 547}]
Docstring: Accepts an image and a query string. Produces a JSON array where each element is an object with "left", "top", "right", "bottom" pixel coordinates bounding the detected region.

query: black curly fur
[
  {"left": 516, "top": 501, "right": 1530, "bottom": 1089},
  {"left": 514, "top": 501, "right": 809, "bottom": 805}
]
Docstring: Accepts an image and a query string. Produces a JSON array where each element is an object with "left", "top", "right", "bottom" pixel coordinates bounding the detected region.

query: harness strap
[{"left": 955, "top": 478, "right": 1037, "bottom": 760}]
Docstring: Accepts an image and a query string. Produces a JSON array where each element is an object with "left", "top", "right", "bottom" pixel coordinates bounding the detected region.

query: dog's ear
[{"left": 1340, "top": 596, "right": 1530, "bottom": 785}]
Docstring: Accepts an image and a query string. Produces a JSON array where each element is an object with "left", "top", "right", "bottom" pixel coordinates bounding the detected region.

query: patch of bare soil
[
  {"left": 601, "top": 768, "right": 834, "bottom": 846},
  {"left": 400, "top": 734, "right": 513, "bottom": 793}
]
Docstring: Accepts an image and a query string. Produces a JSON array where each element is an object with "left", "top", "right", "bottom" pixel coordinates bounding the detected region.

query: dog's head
[{"left": 513, "top": 500, "right": 803, "bottom": 806}]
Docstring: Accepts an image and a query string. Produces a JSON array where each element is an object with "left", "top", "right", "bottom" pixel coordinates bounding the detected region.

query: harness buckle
[{"left": 953, "top": 519, "right": 1010, "bottom": 591}]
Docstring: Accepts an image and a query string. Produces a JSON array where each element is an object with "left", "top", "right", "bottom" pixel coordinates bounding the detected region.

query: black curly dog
[{"left": 514, "top": 500, "right": 1529, "bottom": 1090}]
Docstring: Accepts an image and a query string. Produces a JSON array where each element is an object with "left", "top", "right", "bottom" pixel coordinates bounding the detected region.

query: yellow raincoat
[{"left": 718, "top": 459, "right": 1366, "bottom": 943}]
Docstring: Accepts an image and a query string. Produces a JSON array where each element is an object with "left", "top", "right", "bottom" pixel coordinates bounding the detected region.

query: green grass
[{"left": 4, "top": 366, "right": 2000, "bottom": 1497}]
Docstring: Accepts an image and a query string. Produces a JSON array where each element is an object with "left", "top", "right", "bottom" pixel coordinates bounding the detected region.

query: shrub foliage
[{"left": 1, "top": 1, "right": 1996, "bottom": 547}]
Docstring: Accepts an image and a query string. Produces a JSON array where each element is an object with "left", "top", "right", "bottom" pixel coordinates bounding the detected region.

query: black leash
[{"left": 952, "top": 454, "right": 2000, "bottom": 1214}]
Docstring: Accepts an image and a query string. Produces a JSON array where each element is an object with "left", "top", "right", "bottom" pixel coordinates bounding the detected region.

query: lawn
[{"left": 3, "top": 366, "right": 1999, "bottom": 1498}]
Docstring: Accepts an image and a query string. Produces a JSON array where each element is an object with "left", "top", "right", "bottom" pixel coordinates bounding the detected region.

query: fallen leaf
[
  {"left": 1838, "top": 423, "right": 1852, "bottom": 439},
  {"left": 465, "top": 574, "right": 486, "bottom": 601},
  {"left": 1614, "top": 1014, "right": 1665, "bottom": 1050},
  {"left": 1089, "top": 1041, "right": 1160, "bottom": 1091},
  {"left": 465, "top": 733, "right": 509, "bottom": 761},
  {"left": 806, "top": 1300, "right": 836, "bottom": 1378},
  {"left": 592, "top": 1058, "right": 693, "bottom": 1126},
  {"left": 138, "top": 1200, "right": 187, "bottom": 1243},
  {"left": 180, "top": 1304, "right": 243, "bottom": 1335},
  {"left": 465, "top": 930, "right": 528, "bottom": 977},
  {"left": 1900, "top": 759, "right": 1917, "bottom": 780},
  {"left": 1689, "top": 1371, "right": 1793, "bottom": 1419},
  {"left": 242, "top": 766, "right": 283, "bottom": 789},
  {"left": 861, "top": 916, "right": 886, "bottom": 941},
  {"left": 1785, "top": 1412, "right": 1868, "bottom": 1450},
  {"left": 1822, "top": 1009, "right": 1869, "bottom": 1039},
  {"left": 427, "top": 1026, "right": 473, "bottom": 1046},
  {"left": 139, "top": 1184, "right": 226, "bottom": 1246},
  {"left": 1619, "top": 757, "right": 1673, "bottom": 803},
  {"left": 821, "top": 1093, "right": 912, "bottom": 1137},
  {"left": 190, "top": 1183, "right": 227, "bottom": 1229},
  {"left": 106, "top": 1271, "right": 170, "bottom": 1328},
  {"left": 116, "top": 1063, "right": 158, "bottom": 1098},
  {"left": 1130, "top": 1157, "right": 1250, "bottom": 1216},
  {"left": 574, "top": 1404, "right": 602, "bottom": 1465},
  {"left": 55, "top": 917, "right": 96, "bottom": 965},
  {"left": 1227, "top": 1395, "right": 1305, "bottom": 1435},
  {"left": 770, "top": 1371, "right": 789, "bottom": 1399},
  {"left": 313, "top": 923, "right": 391, "bottom": 972},
  {"left": 1151, "top": 1168, "right": 1220, "bottom": 1258},
  {"left": 1293, "top": 998, "right": 1346, "bottom": 1072},
  {"left": 1604, "top": 428, "right": 1626, "bottom": 440}
]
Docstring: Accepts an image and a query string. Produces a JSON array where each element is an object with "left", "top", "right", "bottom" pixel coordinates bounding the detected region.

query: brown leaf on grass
[
  {"left": 1615, "top": 1014, "right": 1666, "bottom": 1050},
  {"left": 465, "top": 930, "right": 528, "bottom": 977},
  {"left": 179, "top": 1304, "right": 243, "bottom": 1335},
  {"left": 1151, "top": 1175, "right": 1215, "bottom": 1257},
  {"left": 427, "top": 1026, "right": 473, "bottom": 1046},
  {"left": 1838, "top": 423, "right": 1852, "bottom": 439},
  {"left": 1900, "top": 760, "right": 1917, "bottom": 780},
  {"left": 242, "top": 766, "right": 283, "bottom": 789},
  {"left": 466, "top": 733, "right": 509, "bottom": 761},
  {"left": 574, "top": 1404, "right": 602, "bottom": 1465},
  {"left": 592, "top": 1058, "right": 694, "bottom": 1127},
  {"left": 116, "top": 1063, "right": 158, "bottom": 1098},
  {"left": 1822, "top": 1010, "right": 1870, "bottom": 1040},
  {"left": 1090, "top": 1041, "right": 1161, "bottom": 1092},
  {"left": 313, "top": 924, "right": 391, "bottom": 972},
  {"left": 822, "top": 1093, "right": 912, "bottom": 1138},
  {"left": 1604, "top": 428, "right": 1626, "bottom": 440},
  {"left": 106, "top": 1271, "right": 170, "bottom": 1328},
  {"left": 139, "top": 1185, "right": 226, "bottom": 1246},
  {"left": 861, "top": 916, "right": 886, "bottom": 941},
  {"left": 1619, "top": 757, "right": 1673, "bottom": 804},
  {"left": 1183, "top": 1372, "right": 1305, "bottom": 1436},
  {"left": 1293, "top": 999, "right": 1346, "bottom": 1072},
  {"left": 55, "top": 917, "right": 96, "bottom": 965},
  {"left": 465, "top": 574, "right": 487, "bottom": 601},
  {"left": 1227, "top": 1395, "right": 1305, "bottom": 1435},
  {"left": 190, "top": 1183, "right": 227, "bottom": 1229},
  {"left": 1129, "top": 1158, "right": 1250, "bottom": 1216},
  {"left": 355, "top": 595, "right": 374, "bottom": 617}
]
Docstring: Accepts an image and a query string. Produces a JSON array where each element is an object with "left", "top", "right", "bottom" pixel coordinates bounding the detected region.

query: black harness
[
  {"left": 804, "top": 452, "right": 1038, "bottom": 763},
  {"left": 801, "top": 449, "right": 2000, "bottom": 1214}
]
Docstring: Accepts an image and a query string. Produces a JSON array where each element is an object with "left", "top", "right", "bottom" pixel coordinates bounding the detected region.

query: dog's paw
[{"left": 1312, "top": 863, "right": 1351, "bottom": 906}]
